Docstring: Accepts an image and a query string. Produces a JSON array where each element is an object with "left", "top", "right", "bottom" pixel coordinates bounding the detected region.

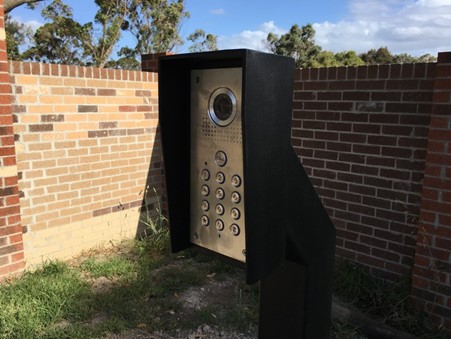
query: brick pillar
[
  {"left": 0, "top": 0, "right": 25, "bottom": 279},
  {"left": 141, "top": 52, "right": 173, "bottom": 73},
  {"left": 411, "top": 52, "right": 451, "bottom": 332}
]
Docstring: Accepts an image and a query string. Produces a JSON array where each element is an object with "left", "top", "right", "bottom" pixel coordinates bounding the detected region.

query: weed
[
  {"left": 139, "top": 186, "right": 169, "bottom": 254},
  {"left": 80, "top": 256, "right": 137, "bottom": 279},
  {"left": 333, "top": 258, "right": 449, "bottom": 338},
  {"left": 0, "top": 261, "right": 93, "bottom": 338},
  {"left": 330, "top": 320, "right": 367, "bottom": 339}
]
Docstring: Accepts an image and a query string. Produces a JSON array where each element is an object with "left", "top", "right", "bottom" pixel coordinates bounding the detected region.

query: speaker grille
[{"left": 201, "top": 114, "right": 242, "bottom": 144}]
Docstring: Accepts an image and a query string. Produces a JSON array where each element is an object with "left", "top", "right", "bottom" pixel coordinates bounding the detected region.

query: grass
[
  {"left": 0, "top": 261, "right": 93, "bottom": 338},
  {"left": 1, "top": 225, "right": 449, "bottom": 338},
  {"left": 0, "top": 228, "right": 259, "bottom": 339},
  {"left": 333, "top": 258, "right": 451, "bottom": 339}
]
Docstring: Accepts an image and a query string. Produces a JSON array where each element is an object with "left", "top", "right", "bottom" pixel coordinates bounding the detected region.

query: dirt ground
[{"left": 102, "top": 273, "right": 258, "bottom": 339}]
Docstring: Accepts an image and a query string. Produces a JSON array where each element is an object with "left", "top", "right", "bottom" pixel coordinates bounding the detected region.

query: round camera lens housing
[{"left": 208, "top": 87, "right": 237, "bottom": 127}]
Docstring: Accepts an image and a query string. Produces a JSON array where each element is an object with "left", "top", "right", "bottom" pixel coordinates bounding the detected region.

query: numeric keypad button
[
  {"left": 201, "top": 185, "right": 210, "bottom": 196},
  {"left": 231, "top": 175, "right": 241, "bottom": 187},
  {"left": 215, "top": 204, "right": 225, "bottom": 215},
  {"left": 231, "top": 208, "right": 240, "bottom": 220},
  {"left": 201, "top": 215, "right": 210, "bottom": 226},
  {"left": 201, "top": 169, "right": 210, "bottom": 181},
  {"left": 230, "top": 224, "right": 240, "bottom": 236},
  {"left": 216, "top": 172, "right": 225, "bottom": 184},
  {"left": 201, "top": 200, "right": 210, "bottom": 211},
  {"left": 231, "top": 191, "right": 241, "bottom": 204},
  {"left": 215, "top": 219, "right": 225, "bottom": 231},
  {"left": 215, "top": 188, "right": 225, "bottom": 200}
]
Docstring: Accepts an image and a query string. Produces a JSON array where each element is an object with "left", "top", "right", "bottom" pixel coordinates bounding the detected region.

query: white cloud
[
  {"left": 11, "top": 15, "right": 43, "bottom": 33},
  {"left": 23, "top": 19, "right": 42, "bottom": 32},
  {"left": 218, "top": 0, "right": 451, "bottom": 56},
  {"left": 210, "top": 8, "right": 226, "bottom": 15},
  {"left": 315, "top": 0, "right": 451, "bottom": 55},
  {"left": 218, "top": 21, "right": 284, "bottom": 51}
]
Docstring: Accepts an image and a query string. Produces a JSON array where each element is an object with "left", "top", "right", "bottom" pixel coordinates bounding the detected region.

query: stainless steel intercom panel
[{"left": 190, "top": 68, "right": 246, "bottom": 262}]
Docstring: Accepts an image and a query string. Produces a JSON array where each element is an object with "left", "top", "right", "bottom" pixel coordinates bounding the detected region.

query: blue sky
[{"left": 9, "top": 0, "right": 451, "bottom": 57}]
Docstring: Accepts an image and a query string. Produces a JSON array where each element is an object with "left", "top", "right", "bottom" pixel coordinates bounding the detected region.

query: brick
[
  {"left": 75, "top": 88, "right": 95, "bottom": 96},
  {"left": 382, "top": 125, "right": 413, "bottom": 136},
  {"left": 356, "top": 80, "right": 385, "bottom": 90},
  {"left": 355, "top": 102, "right": 384, "bottom": 112},
  {"left": 78, "top": 105, "right": 98, "bottom": 113},
  {"left": 371, "top": 91, "right": 402, "bottom": 101},
  {"left": 380, "top": 168, "right": 411, "bottom": 181},
  {"left": 41, "top": 114, "right": 64, "bottom": 122},
  {"left": 29, "top": 124, "right": 53, "bottom": 132},
  {"left": 352, "top": 144, "right": 381, "bottom": 155},
  {"left": 97, "top": 88, "right": 116, "bottom": 96},
  {"left": 353, "top": 123, "right": 381, "bottom": 134},
  {"left": 386, "top": 102, "right": 418, "bottom": 114},
  {"left": 99, "top": 121, "right": 118, "bottom": 129},
  {"left": 88, "top": 130, "right": 108, "bottom": 138}
]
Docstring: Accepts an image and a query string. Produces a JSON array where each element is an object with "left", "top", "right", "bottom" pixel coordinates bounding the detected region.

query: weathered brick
[
  {"left": 29, "top": 124, "right": 53, "bottom": 132},
  {"left": 78, "top": 105, "right": 98, "bottom": 113}
]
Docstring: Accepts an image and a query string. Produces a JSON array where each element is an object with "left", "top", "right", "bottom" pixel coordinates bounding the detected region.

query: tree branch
[{"left": 4, "top": 0, "right": 44, "bottom": 14}]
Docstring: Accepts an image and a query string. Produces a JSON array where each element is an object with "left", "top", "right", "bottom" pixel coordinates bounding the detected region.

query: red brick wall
[
  {"left": 292, "top": 62, "right": 435, "bottom": 280},
  {"left": 412, "top": 52, "right": 451, "bottom": 330},
  {"left": 0, "top": 0, "right": 25, "bottom": 279}
]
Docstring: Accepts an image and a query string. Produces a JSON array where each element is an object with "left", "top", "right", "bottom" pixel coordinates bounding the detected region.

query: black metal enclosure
[{"left": 158, "top": 49, "right": 336, "bottom": 338}]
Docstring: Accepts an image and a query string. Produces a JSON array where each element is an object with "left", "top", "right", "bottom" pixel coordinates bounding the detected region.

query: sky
[{"left": 9, "top": 0, "right": 451, "bottom": 57}]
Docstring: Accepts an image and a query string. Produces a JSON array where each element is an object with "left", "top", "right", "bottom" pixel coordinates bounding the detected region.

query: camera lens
[
  {"left": 208, "top": 88, "right": 237, "bottom": 127},
  {"left": 213, "top": 94, "right": 233, "bottom": 121}
]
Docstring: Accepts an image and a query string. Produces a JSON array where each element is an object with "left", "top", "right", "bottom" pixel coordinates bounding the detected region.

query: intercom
[
  {"left": 158, "top": 49, "right": 336, "bottom": 338},
  {"left": 190, "top": 67, "right": 246, "bottom": 262}
]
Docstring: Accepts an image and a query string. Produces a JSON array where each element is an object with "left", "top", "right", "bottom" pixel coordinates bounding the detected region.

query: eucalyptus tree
[
  {"left": 266, "top": 23, "right": 322, "bottom": 68},
  {"left": 4, "top": 0, "right": 44, "bottom": 13},
  {"left": 187, "top": 29, "right": 218, "bottom": 52},
  {"left": 125, "top": 0, "right": 189, "bottom": 55}
]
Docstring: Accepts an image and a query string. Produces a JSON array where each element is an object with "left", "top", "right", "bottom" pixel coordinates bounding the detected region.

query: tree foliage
[
  {"left": 267, "top": 24, "right": 437, "bottom": 67},
  {"left": 22, "top": 0, "right": 85, "bottom": 64},
  {"left": 7, "top": 0, "right": 189, "bottom": 69},
  {"left": 187, "top": 29, "right": 218, "bottom": 53},
  {"left": 5, "top": 14, "right": 32, "bottom": 60},
  {"left": 125, "top": 0, "right": 189, "bottom": 56},
  {"left": 80, "top": 0, "right": 132, "bottom": 68},
  {"left": 266, "top": 24, "right": 321, "bottom": 68},
  {"left": 360, "top": 47, "right": 436, "bottom": 64},
  {"left": 5, "top": 3, "right": 438, "bottom": 69},
  {"left": 4, "top": 0, "right": 44, "bottom": 14}
]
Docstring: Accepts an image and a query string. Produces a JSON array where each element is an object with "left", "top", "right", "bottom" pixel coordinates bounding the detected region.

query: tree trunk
[{"left": 4, "top": 0, "right": 44, "bottom": 14}]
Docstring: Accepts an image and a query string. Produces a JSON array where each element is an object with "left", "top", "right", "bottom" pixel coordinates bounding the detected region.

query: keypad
[{"left": 199, "top": 150, "right": 243, "bottom": 237}]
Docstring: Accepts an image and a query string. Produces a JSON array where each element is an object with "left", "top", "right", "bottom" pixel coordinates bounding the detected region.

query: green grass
[
  {"left": 333, "top": 259, "right": 450, "bottom": 338},
  {"left": 0, "top": 227, "right": 259, "bottom": 338},
  {"left": 2, "top": 230, "right": 448, "bottom": 339},
  {"left": 0, "top": 261, "right": 93, "bottom": 338},
  {"left": 80, "top": 256, "right": 137, "bottom": 279}
]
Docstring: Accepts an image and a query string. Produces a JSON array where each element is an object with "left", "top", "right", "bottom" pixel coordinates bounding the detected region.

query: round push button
[
  {"left": 201, "top": 169, "right": 210, "bottom": 181},
  {"left": 215, "top": 151, "right": 227, "bottom": 167},
  {"left": 216, "top": 172, "right": 225, "bottom": 184},
  {"left": 231, "top": 175, "right": 241, "bottom": 188},
  {"left": 201, "top": 215, "right": 210, "bottom": 226},
  {"left": 215, "top": 204, "right": 225, "bottom": 215},
  {"left": 215, "top": 219, "right": 225, "bottom": 231},
  {"left": 230, "top": 224, "right": 240, "bottom": 236},
  {"left": 231, "top": 208, "right": 240, "bottom": 220},
  {"left": 201, "top": 185, "right": 210, "bottom": 196},
  {"left": 216, "top": 188, "right": 225, "bottom": 200},
  {"left": 231, "top": 192, "right": 241, "bottom": 204},
  {"left": 201, "top": 200, "right": 210, "bottom": 211}
]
